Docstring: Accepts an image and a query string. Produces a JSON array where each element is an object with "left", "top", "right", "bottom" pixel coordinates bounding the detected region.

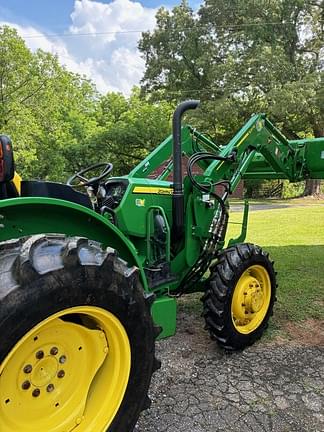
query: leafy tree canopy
[
  {"left": 0, "top": 26, "right": 99, "bottom": 180},
  {"left": 139, "top": 0, "right": 323, "bottom": 141},
  {"left": 0, "top": 26, "right": 174, "bottom": 182}
]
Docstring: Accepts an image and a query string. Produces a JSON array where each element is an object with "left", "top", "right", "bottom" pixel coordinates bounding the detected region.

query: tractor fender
[{"left": 0, "top": 197, "right": 148, "bottom": 291}]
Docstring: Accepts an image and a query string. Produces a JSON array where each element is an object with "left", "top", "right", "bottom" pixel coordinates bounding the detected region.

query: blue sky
[
  {"left": 0, "top": 0, "right": 201, "bottom": 94},
  {"left": 0, "top": 1, "right": 76, "bottom": 31},
  {"left": 0, "top": 0, "right": 197, "bottom": 31}
]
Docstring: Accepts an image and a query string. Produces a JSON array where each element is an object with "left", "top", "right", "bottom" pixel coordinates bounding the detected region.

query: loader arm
[
  {"left": 129, "top": 112, "right": 324, "bottom": 201},
  {"left": 194, "top": 113, "right": 324, "bottom": 190},
  {"left": 152, "top": 112, "right": 324, "bottom": 298}
]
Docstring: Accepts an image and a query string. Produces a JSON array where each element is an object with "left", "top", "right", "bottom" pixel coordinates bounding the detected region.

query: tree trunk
[
  {"left": 303, "top": 179, "right": 321, "bottom": 196},
  {"left": 303, "top": 126, "right": 324, "bottom": 197}
]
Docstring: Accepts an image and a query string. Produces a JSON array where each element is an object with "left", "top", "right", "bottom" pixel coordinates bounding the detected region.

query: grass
[
  {"left": 229, "top": 197, "right": 324, "bottom": 206},
  {"left": 227, "top": 204, "right": 324, "bottom": 325}
]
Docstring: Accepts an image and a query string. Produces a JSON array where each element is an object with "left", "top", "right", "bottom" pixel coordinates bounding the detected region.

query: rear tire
[
  {"left": 0, "top": 235, "right": 160, "bottom": 432},
  {"left": 202, "top": 243, "right": 276, "bottom": 350}
]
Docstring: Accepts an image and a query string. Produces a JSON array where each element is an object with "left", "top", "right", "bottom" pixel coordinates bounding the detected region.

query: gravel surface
[{"left": 136, "top": 300, "right": 324, "bottom": 432}]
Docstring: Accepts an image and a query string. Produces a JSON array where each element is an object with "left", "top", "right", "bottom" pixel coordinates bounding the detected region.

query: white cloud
[
  {"left": 1, "top": 0, "right": 158, "bottom": 95},
  {"left": 0, "top": 22, "right": 62, "bottom": 53}
]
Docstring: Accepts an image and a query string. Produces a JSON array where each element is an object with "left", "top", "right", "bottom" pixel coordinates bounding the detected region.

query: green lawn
[
  {"left": 229, "top": 197, "right": 324, "bottom": 206},
  {"left": 227, "top": 204, "right": 324, "bottom": 329}
]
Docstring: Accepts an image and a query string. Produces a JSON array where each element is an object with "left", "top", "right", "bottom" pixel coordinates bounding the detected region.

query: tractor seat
[
  {"left": 0, "top": 135, "right": 18, "bottom": 199},
  {"left": 21, "top": 181, "right": 92, "bottom": 209}
]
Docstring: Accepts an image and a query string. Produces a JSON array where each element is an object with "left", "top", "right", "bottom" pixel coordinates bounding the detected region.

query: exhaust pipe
[{"left": 172, "top": 99, "right": 200, "bottom": 242}]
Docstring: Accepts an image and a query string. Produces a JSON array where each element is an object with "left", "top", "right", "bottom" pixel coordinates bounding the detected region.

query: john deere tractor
[{"left": 0, "top": 101, "right": 323, "bottom": 431}]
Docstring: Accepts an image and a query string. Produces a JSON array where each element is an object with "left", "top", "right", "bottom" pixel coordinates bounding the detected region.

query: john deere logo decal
[{"left": 135, "top": 199, "right": 145, "bottom": 207}]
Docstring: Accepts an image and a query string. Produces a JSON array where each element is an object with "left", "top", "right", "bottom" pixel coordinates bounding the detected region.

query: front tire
[
  {"left": 202, "top": 243, "right": 276, "bottom": 350},
  {"left": 0, "top": 235, "right": 159, "bottom": 432}
]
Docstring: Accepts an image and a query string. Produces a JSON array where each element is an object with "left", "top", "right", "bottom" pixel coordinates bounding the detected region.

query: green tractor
[{"left": 0, "top": 101, "right": 323, "bottom": 431}]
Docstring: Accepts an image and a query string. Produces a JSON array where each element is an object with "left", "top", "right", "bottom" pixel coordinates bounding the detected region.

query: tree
[
  {"left": 0, "top": 25, "right": 99, "bottom": 181},
  {"left": 139, "top": 2, "right": 209, "bottom": 99},
  {"left": 92, "top": 88, "right": 174, "bottom": 175},
  {"left": 139, "top": 0, "right": 324, "bottom": 193},
  {"left": 201, "top": 0, "right": 324, "bottom": 195},
  {"left": 0, "top": 25, "right": 174, "bottom": 183}
]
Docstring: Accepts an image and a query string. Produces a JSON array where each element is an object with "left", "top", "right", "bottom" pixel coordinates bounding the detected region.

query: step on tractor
[{"left": 0, "top": 100, "right": 323, "bottom": 431}]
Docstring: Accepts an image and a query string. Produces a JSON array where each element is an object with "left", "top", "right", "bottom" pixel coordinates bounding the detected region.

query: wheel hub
[
  {"left": 244, "top": 279, "right": 264, "bottom": 313},
  {"left": 31, "top": 357, "right": 58, "bottom": 388},
  {"left": 0, "top": 313, "right": 113, "bottom": 432},
  {"left": 232, "top": 274, "right": 264, "bottom": 319},
  {"left": 231, "top": 265, "right": 272, "bottom": 334},
  {"left": 17, "top": 342, "right": 71, "bottom": 401}
]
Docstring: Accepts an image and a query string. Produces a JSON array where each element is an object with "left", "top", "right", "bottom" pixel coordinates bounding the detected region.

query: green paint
[
  {"left": 151, "top": 296, "right": 177, "bottom": 339},
  {"left": 228, "top": 200, "right": 249, "bottom": 247},
  {"left": 0, "top": 197, "right": 149, "bottom": 291}
]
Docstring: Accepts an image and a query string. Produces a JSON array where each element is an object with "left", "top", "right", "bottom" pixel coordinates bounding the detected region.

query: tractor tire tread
[
  {"left": 202, "top": 243, "right": 276, "bottom": 351},
  {"left": 0, "top": 235, "right": 160, "bottom": 432}
]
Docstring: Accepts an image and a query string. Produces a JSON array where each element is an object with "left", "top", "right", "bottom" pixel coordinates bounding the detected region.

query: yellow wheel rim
[
  {"left": 231, "top": 265, "right": 271, "bottom": 334},
  {"left": 0, "top": 306, "right": 131, "bottom": 432}
]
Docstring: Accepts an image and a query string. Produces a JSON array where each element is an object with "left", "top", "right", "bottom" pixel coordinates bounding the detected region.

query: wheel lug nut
[
  {"left": 50, "top": 347, "right": 58, "bottom": 356},
  {"left": 47, "top": 384, "right": 55, "bottom": 393},
  {"left": 23, "top": 364, "right": 33, "bottom": 374},
  {"left": 32, "top": 389, "right": 41, "bottom": 397},
  {"left": 57, "top": 370, "right": 65, "bottom": 379},
  {"left": 59, "top": 355, "right": 67, "bottom": 364},
  {"left": 36, "top": 350, "right": 44, "bottom": 360},
  {"left": 22, "top": 380, "right": 31, "bottom": 390}
]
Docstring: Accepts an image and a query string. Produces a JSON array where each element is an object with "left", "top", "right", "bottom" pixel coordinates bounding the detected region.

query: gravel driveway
[{"left": 136, "top": 297, "right": 324, "bottom": 432}]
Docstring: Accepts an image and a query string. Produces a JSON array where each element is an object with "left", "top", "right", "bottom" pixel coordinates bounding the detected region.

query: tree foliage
[
  {"left": 139, "top": 0, "right": 324, "bottom": 195},
  {"left": 68, "top": 89, "right": 173, "bottom": 175},
  {"left": 0, "top": 26, "right": 100, "bottom": 180},
  {"left": 0, "top": 26, "right": 173, "bottom": 182},
  {"left": 139, "top": 0, "right": 323, "bottom": 139}
]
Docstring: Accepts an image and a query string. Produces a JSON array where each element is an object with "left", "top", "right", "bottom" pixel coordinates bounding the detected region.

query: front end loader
[{"left": 0, "top": 101, "right": 323, "bottom": 431}]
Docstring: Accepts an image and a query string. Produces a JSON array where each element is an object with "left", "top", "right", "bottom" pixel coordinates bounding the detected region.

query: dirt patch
[
  {"left": 277, "top": 319, "right": 324, "bottom": 347},
  {"left": 285, "top": 319, "right": 324, "bottom": 346}
]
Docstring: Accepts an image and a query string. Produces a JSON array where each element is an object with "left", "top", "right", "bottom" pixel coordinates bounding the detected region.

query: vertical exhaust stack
[{"left": 172, "top": 100, "right": 200, "bottom": 242}]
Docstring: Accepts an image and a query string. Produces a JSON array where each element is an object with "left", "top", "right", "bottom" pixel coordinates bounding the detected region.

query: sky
[{"left": 0, "top": 0, "right": 200, "bottom": 94}]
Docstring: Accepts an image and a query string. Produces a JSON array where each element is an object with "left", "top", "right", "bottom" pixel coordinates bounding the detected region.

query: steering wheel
[{"left": 67, "top": 162, "right": 113, "bottom": 188}]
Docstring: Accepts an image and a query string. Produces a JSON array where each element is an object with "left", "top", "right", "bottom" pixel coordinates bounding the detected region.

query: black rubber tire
[
  {"left": 202, "top": 243, "right": 277, "bottom": 351},
  {"left": 0, "top": 235, "right": 160, "bottom": 432}
]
